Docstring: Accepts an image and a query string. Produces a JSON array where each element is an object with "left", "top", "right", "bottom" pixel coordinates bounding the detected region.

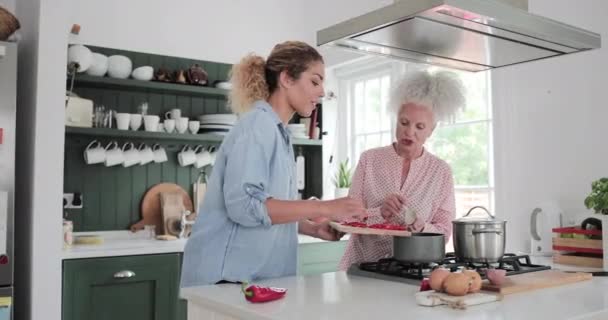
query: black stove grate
[{"left": 357, "top": 253, "right": 551, "bottom": 280}]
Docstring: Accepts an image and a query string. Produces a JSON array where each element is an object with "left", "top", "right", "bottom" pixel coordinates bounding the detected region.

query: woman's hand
[
  {"left": 381, "top": 194, "right": 405, "bottom": 220},
  {"left": 322, "top": 197, "right": 367, "bottom": 221},
  {"left": 314, "top": 220, "right": 345, "bottom": 241}
]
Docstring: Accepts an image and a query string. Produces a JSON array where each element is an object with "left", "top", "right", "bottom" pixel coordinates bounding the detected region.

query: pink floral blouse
[{"left": 338, "top": 145, "right": 455, "bottom": 270}]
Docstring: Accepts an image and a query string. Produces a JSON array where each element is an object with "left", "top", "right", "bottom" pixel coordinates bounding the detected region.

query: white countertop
[
  {"left": 181, "top": 257, "right": 608, "bottom": 320},
  {"left": 61, "top": 231, "right": 346, "bottom": 259}
]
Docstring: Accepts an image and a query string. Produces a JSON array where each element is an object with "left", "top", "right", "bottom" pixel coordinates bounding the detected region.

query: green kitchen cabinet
[
  {"left": 62, "top": 253, "right": 181, "bottom": 320},
  {"left": 298, "top": 241, "right": 348, "bottom": 275}
]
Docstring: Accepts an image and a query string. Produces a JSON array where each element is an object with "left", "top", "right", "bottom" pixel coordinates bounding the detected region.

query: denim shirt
[{"left": 180, "top": 100, "right": 298, "bottom": 287}]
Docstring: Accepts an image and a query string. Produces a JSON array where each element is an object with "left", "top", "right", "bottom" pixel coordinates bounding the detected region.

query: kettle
[{"left": 530, "top": 202, "right": 562, "bottom": 256}]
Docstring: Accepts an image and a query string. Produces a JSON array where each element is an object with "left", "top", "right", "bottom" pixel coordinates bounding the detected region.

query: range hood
[{"left": 317, "top": 0, "right": 601, "bottom": 72}]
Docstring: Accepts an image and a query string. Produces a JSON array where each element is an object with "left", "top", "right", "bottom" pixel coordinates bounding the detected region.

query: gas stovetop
[{"left": 347, "top": 253, "right": 551, "bottom": 285}]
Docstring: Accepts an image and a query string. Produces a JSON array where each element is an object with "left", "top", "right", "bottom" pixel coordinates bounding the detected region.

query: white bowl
[
  {"left": 67, "top": 45, "right": 92, "bottom": 73},
  {"left": 132, "top": 66, "right": 154, "bottom": 81},
  {"left": 215, "top": 81, "right": 232, "bottom": 90},
  {"left": 107, "top": 55, "right": 132, "bottom": 79},
  {"left": 85, "top": 53, "right": 108, "bottom": 77}
]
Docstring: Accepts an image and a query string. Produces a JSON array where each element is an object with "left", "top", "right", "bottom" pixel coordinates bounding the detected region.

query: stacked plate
[
  {"left": 287, "top": 124, "right": 309, "bottom": 139},
  {"left": 198, "top": 114, "right": 237, "bottom": 136}
]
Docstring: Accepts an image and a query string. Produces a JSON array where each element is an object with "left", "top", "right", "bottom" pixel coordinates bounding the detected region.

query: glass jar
[{"left": 63, "top": 220, "right": 73, "bottom": 248}]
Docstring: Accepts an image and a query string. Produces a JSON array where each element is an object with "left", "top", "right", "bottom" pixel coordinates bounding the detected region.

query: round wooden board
[
  {"left": 329, "top": 221, "right": 411, "bottom": 237},
  {"left": 130, "top": 183, "right": 194, "bottom": 234}
]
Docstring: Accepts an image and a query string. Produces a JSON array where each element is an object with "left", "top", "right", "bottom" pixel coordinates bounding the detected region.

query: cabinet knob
[{"left": 113, "top": 270, "right": 136, "bottom": 279}]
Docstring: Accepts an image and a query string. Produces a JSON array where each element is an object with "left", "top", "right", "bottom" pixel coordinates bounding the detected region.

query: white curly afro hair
[{"left": 389, "top": 70, "right": 466, "bottom": 123}]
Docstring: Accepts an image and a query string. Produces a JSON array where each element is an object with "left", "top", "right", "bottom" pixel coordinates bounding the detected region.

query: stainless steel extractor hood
[{"left": 317, "top": 0, "right": 601, "bottom": 72}]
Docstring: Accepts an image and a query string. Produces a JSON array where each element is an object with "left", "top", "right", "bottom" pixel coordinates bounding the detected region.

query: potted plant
[
  {"left": 333, "top": 159, "right": 352, "bottom": 198},
  {"left": 584, "top": 177, "right": 608, "bottom": 215}
]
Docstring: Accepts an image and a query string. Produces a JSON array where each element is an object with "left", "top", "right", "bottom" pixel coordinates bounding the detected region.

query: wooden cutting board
[
  {"left": 481, "top": 270, "right": 593, "bottom": 295},
  {"left": 329, "top": 221, "right": 411, "bottom": 237},
  {"left": 130, "top": 183, "right": 194, "bottom": 234},
  {"left": 415, "top": 290, "right": 502, "bottom": 309}
]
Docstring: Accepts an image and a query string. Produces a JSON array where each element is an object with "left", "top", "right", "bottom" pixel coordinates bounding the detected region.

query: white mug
[
  {"left": 152, "top": 144, "right": 168, "bottom": 163},
  {"left": 104, "top": 141, "right": 124, "bottom": 167},
  {"left": 144, "top": 115, "right": 160, "bottom": 132},
  {"left": 165, "top": 108, "right": 181, "bottom": 120},
  {"left": 188, "top": 120, "right": 200, "bottom": 134},
  {"left": 164, "top": 119, "right": 176, "bottom": 133},
  {"left": 116, "top": 113, "right": 130, "bottom": 130},
  {"left": 194, "top": 145, "right": 211, "bottom": 168},
  {"left": 176, "top": 117, "right": 189, "bottom": 134},
  {"left": 121, "top": 142, "right": 139, "bottom": 167},
  {"left": 129, "top": 114, "right": 142, "bottom": 131},
  {"left": 207, "top": 146, "right": 217, "bottom": 165},
  {"left": 178, "top": 145, "right": 196, "bottom": 167},
  {"left": 138, "top": 143, "right": 154, "bottom": 165},
  {"left": 84, "top": 140, "right": 105, "bottom": 164}
]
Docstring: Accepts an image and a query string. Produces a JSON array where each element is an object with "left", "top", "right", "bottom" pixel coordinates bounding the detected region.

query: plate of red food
[{"left": 329, "top": 221, "right": 411, "bottom": 236}]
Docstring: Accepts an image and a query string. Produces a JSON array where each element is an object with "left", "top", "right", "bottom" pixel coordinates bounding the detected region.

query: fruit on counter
[
  {"left": 429, "top": 268, "right": 451, "bottom": 292},
  {"left": 442, "top": 273, "right": 470, "bottom": 296},
  {"left": 463, "top": 270, "right": 482, "bottom": 293},
  {"left": 241, "top": 282, "right": 287, "bottom": 303},
  {"left": 486, "top": 268, "right": 507, "bottom": 286}
]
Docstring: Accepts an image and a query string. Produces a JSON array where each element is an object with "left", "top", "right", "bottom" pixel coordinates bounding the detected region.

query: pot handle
[
  {"left": 463, "top": 206, "right": 493, "bottom": 219},
  {"left": 530, "top": 207, "right": 542, "bottom": 241},
  {"left": 472, "top": 228, "right": 502, "bottom": 235}
]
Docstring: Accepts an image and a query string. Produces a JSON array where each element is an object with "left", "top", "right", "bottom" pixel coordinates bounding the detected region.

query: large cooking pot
[
  {"left": 393, "top": 233, "right": 445, "bottom": 263},
  {"left": 453, "top": 206, "right": 506, "bottom": 263}
]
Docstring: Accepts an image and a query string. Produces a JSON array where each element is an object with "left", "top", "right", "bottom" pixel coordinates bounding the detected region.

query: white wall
[
  {"left": 15, "top": 0, "right": 68, "bottom": 319},
  {"left": 67, "top": 0, "right": 391, "bottom": 64},
  {"left": 493, "top": 0, "right": 608, "bottom": 253},
  {"left": 0, "top": 0, "right": 15, "bottom": 13}
]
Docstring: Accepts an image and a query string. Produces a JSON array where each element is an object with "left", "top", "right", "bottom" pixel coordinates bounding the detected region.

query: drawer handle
[{"left": 113, "top": 270, "right": 136, "bottom": 279}]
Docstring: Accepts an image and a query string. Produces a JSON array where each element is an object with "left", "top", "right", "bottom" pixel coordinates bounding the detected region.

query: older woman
[{"left": 338, "top": 70, "right": 465, "bottom": 270}]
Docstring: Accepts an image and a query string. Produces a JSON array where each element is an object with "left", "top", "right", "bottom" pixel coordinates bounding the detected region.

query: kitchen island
[{"left": 181, "top": 267, "right": 608, "bottom": 320}]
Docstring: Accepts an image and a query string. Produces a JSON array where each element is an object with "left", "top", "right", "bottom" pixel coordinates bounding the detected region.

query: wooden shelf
[
  {"left": 65, "top": 126, "right": 322, "bottom": 146},
  {"left": 72, "top": 75, "right": 229, "bottom": 98}
]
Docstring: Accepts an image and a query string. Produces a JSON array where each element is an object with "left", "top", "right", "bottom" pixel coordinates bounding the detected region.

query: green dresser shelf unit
[
  {"left": 64, "top": 45, "right": 325, "bottom": 232},
  {"left": 62, "top": 253, "right": 182, "bottom": 320}
]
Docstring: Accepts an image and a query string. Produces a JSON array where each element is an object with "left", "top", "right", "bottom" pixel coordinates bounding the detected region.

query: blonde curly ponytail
[
  {"left": 227, "top": 41, "right": 323, "bottom": 115},
  {"left": 227, "top": 54, "right": 269, "bottom": 114}
]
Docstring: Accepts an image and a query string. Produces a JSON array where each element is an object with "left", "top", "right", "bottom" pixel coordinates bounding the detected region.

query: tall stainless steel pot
[{"left": 453, "top": 206, "right": 506, "bottom": 263}]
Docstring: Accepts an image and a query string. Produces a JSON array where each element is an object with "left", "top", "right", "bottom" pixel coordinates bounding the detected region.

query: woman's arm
[{"left": 266, "top": 198, "right": 364, "bottom": 224}]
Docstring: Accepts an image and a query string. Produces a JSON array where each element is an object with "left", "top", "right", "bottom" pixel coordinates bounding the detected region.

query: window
[
  {"left": 424, "top": 67, "right": 494, "bottom": 218},
  {"left": 349, "top": 71, "right": 393, "bottom": 163}
]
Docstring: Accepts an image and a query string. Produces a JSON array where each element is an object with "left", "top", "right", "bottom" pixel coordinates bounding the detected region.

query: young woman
[{"left": 181, "top": 41, "right": 365, "bottom": 287}]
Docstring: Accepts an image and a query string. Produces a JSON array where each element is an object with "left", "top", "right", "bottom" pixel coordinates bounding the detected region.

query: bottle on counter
[
  {"left": 296, "top": 148, "right": 305, "bottom": 191},
  {"left": 63, "top": 219, "right": 73, "bottom": 248}
]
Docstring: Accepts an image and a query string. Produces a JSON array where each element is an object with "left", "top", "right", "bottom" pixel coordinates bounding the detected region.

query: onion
[
  {"left": 463, "top": 270, "right": 482, "bottom": 293},
  {"left": 429, "top": 268, "right": 451, "bottom": 292},
  {"left": 486, "top": 269, "right": 507, "bottom": 286},
  {"left": 443, "top": 273, "right": 470, "bottom": 296}
]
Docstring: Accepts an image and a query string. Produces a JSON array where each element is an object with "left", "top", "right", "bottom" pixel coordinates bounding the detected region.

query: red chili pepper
[
  {"left": 342, "top": 221, "right": 368, "bottom": 228},
  {"left": 368, "top": 223, "right": 406, "bottom": 231},
  {"left": 241, "top": 282, "right": 287, "bottom": 303}
]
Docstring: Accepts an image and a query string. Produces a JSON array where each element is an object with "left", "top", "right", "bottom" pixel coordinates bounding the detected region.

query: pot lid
[{"left": 453, "top": 206, "right": 506, "bottom": 224}]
